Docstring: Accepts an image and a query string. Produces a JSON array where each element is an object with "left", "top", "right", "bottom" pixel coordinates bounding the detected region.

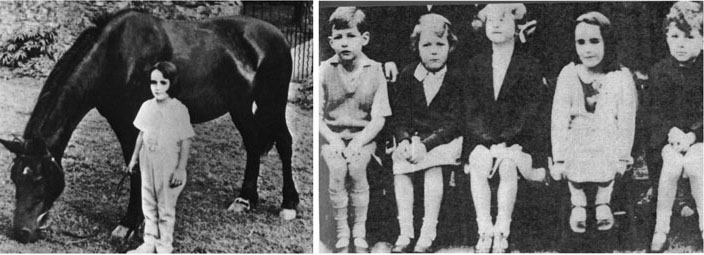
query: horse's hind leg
[
  {"left": 228, "top": 104, "right": 263, "bottom": 212},
  {"left": 275, "top": 116, "right": 299, "bottom": 219}
]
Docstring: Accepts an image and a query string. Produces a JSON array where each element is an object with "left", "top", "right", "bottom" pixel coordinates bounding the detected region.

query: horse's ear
[{"left": 0, "top": 138, "right": 25, "bottom": 155}]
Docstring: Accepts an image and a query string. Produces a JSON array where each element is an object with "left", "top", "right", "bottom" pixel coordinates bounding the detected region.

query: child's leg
[
  {"left": 419, "top": 167, "right": 443, "bottom": 244},
  {"left": 139, "top": 151, "right": 159, "bottom": 250},
  {"left": 495, "top": 160, "right": 517, "bottom": 237},
  {"left": 683, "top": 143, "right": 703, "bottom": 233},
  {"left": 568, "top": 181, "right": 587, "bottom": 233},
  {"left": 394, "top": 173, "right": 414, "bottom": 240},
  {"left": 468, "top": 145, "right": 493, "bottom": 252},
  {"left": 654, "top": 145, "right": 685, "bottom": 235},
  {"left": 155, "top": 173, "right": 186, "bottom": 253},
  {"left": 322, "top": 144, "right": 351, "bottom": 245},
  {"left": 348, "top": 143, "right": 374, "bottom": 243},
  {"left": 468, "top": 145, "right": 493, "bottom": 234},
  {"left": 595, "top": 180, "right": 615, "bottom": 230},
  {"left": 493, "top": 160, "right": 518, "bottom": 252}
]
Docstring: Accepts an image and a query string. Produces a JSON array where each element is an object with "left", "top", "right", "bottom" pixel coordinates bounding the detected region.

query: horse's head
[{"left": 0, "top": 138, "right": 64, "bottom": 243}]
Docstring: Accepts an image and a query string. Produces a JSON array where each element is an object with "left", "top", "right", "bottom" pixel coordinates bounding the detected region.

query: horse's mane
[
  {"left": 27, "top": 9, "right": 145, "bottom": 138},
  {"left": 39, "top": 9, "right": 147, "bottom": 99}
]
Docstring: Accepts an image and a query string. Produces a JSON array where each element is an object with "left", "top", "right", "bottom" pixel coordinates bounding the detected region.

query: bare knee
[
  {"left": 684, "top": 143, "right": 703, "bottom": 176},
  {"left": 498, "top": 160, "right": 518, "bottom": 181},
  {"left": 469, "top": 145, "right": 492, "bottom": 179}
]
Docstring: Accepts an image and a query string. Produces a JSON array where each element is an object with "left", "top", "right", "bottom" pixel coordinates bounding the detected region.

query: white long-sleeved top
[{"left": 551, "top": 63, "right": 637, "bottom": 182}]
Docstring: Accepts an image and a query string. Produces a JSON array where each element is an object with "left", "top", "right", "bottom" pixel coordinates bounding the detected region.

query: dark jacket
[
  {"left": 460, "top": 51, "right": 551, "bottom": 168},
  {"left": 645, "top": 54, "right": 703, "bottom": 148},
  {"left": 387, "top": 63, "right": 463, "bottom": 151}
]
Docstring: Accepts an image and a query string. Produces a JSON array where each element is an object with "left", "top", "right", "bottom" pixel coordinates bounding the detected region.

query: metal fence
[{"left": 243, "top": 1, "right": 312, "bottom": 82}]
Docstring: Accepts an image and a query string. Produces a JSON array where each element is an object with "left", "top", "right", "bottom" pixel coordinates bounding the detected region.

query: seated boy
[
  {"left": 319, "top": 6, "right": 391, "bottom": 253},
  {"left": 646, "top": 1, "right": 703, "bottom": 252}
]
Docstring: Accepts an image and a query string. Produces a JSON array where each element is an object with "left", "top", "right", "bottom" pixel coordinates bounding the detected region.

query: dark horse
[{"left": 0, "top": 9, "right": 299, "bottom": 243}]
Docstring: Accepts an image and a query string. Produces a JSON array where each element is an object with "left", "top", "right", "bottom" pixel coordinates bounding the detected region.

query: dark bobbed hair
[
  {"left": 328, "top": 7, "right": 368, "bottom": 33},
  {"left": 572, "top": 12, "right": 620, "bottom": 73},
  {"left": 149, "top": 61, "right": 180, "bottom": 97},
  {"left": 409, "top": 13, "right": 459, "bottom": 54}
]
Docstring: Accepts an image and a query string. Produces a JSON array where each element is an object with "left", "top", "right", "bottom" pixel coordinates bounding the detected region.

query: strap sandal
[
  {"left": 353, "top": 237, "right": 369, "bottom": 253},
  {"left": 595, "top": 203, "right": 614, "bottom": 231},
  {"left": 334, "top": 237, "right": 349, "bottom": 253},
  {"left": 391, "top": 235, "right": 411, "bottom": 253},
  {"left": 569, "top": 205, "right": 587, "bottom": 233},
  {"left": 475, "top": 232, "right": 493, "bottom": 253},
  {"left": 492, "top": 232, "right": 509, "bottom": 253},
  {"left": 413, "top": 236, "right": 433, "bottom": 253}
]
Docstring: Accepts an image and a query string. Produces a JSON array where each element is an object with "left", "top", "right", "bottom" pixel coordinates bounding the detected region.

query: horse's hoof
[
  {"left": 110, "top": 225, "right": 131, "bottom": 240},
  {"left": 280, "top": 209, "right": 296, "bottom": 220},
  {"left": 227, "top": 197, "right": 251, "bottom": 213}
]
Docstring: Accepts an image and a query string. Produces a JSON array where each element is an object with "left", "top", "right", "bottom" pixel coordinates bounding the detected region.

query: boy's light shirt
[{"left": 413, "top": 64, "right": 446, "bottom": 106}]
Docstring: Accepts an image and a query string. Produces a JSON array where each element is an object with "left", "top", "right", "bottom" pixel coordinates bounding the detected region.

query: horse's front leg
[
  {"left": 227, "top": 109, "right": 261, "bottom": 212},
  {"left": 111, "top": 169, "right": 144, "bottom": 241},
  {"left": 102, "top": 113, "right": 144, "bottom": 241}
]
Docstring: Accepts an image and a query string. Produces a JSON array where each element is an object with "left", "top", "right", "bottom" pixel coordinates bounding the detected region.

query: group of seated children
[{"left": 319, "top": 1, "right": 702, "bottom": 253}]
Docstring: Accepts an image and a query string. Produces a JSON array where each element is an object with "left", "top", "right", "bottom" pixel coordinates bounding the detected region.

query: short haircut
[
  {"left": 664, "top": 1, "right": 703, "bottom": 36},
  {"left": 410, "top": 13, "right": 459, "bottom": 53},
  {"left": 149, "top": 61, "right": 180, "bottom": 97},
  {"left": 328, "top": 7, "right": 368, "bottom": 33},
  {"left": 573, "top": 12, "right": 620, "bottom": 73}
]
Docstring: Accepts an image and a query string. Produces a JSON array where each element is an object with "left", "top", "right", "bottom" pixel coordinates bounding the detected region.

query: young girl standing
[
  {"left": 551, "top": 12, "right": 637, "bottom": 234},
  {"left": 127, "top": 61, "right": 195, "bottom": 253},
  {"left": 387, "top": 13, "right": 462, "bottom": 253}
]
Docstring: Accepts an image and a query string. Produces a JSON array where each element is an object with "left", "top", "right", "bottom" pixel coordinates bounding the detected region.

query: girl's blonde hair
[{"left": 409, "top": 13, "right": 458, "bottom": 53}]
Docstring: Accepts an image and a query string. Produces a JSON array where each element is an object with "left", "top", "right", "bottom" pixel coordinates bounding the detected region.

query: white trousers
[{"left": 140, "top": 147, "right": 185, "bottom": 253}]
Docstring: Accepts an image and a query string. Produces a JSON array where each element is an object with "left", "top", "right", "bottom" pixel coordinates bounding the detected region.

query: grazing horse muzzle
[
  {"left": 14, "top": 227, "right": 39, "bottom": 244},
  {"left": 0, "top": 138, "right": 65, "bottom": 243}
]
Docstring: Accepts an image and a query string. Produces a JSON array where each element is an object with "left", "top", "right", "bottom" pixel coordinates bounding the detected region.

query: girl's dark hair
[
  {"left": 149, "top": 61, "right": 180, "bottom": 97},
  {"left": 573, "top": 12, "right": 620, "bottom": 73}
]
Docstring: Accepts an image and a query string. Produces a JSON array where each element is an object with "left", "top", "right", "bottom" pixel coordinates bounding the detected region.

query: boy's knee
[
  {"left": 498, "top": 160, "right": 518, "bottom": 179},
  {"left": 661, "top": 145, "right": 684, "bottom": 165},
  {"left": 684, "top": 143, "right": 703, "bottom": 169},
  {"left": 329, "top": 189, "right": 349, "bottom": 208},
  {"left": 469, "top": 145, "right": 492, "bottom": 178}
]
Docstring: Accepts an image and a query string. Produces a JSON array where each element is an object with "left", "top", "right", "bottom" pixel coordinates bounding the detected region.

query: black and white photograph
[
  {"left": 0, "top": 1, "right": 312, "bottom": 253},
  {"left": 318, "top": 1, "right": 702, "bottom": 253}
]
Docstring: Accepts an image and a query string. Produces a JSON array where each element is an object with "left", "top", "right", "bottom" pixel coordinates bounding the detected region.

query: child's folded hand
[
  {"left": 408, "top": 139, "right": 427, "bottom": 164},
  {"left": 124, "top": 160, "right": 137, "bottom": 174},
  {"left": 169, "top": 168, "right": 186, "bottom": 188}
]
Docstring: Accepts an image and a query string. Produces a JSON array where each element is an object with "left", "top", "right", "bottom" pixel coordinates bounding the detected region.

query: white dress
[{"left": 551, "top": 63, "right": 637, "bottom": 183}]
